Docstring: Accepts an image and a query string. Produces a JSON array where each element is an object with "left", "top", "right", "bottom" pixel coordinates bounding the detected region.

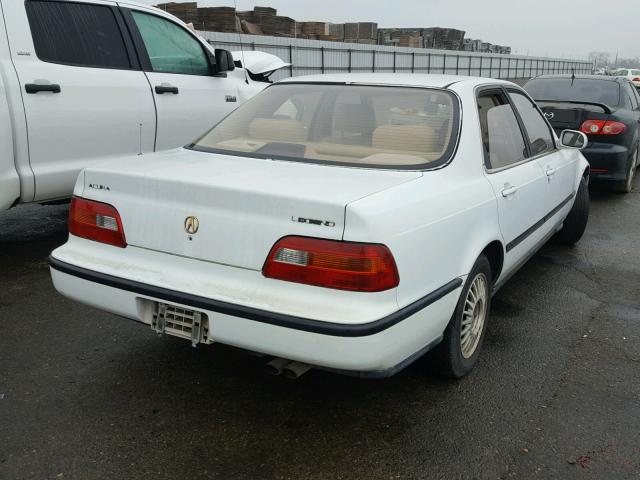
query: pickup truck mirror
[
  {"left": 559, "top": 129, "right": 588, "bottom": 150},
  {"left": 215, "top": 49, "right": 235, "bottom": 73}
]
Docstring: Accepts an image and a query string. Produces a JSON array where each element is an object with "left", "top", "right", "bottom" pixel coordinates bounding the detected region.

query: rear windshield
[
  {"left": 191, "top": 83, "right": 459, "bottom": 169},
  {"left": 524, "top": 78, "right": 621, "bottom": 107}
]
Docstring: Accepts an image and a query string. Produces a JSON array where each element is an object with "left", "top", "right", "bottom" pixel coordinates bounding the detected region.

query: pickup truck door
[
  {"left": 122, "top": 7, "right": 240, "bottom": 150},
  {"left": 4, "top": 0, "right": 156, "bottom": 202},
  {"left": 477, "top": 89, "right": 549, "bottom": 279},
  {"left": 507, "top": 89, "right": 577, "bottom": 229}
]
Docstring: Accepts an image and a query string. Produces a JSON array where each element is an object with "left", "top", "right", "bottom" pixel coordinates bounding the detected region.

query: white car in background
[
  {"left": 50, "top": 74, "right": 590, "bottom": 379},
  {"left": 614, "top": 68, "right": 640, "bottom": 87}
]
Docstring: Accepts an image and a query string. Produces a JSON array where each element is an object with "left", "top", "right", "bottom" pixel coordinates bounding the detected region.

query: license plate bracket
[{"left": 151, "top": 302, "right": 209, "bottom": 346}]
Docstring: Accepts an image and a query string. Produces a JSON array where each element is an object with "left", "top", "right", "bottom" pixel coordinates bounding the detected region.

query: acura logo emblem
[
  {"left": 544, "top": 112, "right": 555, "bottom": 120},
  {"left": 184, "top": 216, "right": 199, "bottom": 235}
]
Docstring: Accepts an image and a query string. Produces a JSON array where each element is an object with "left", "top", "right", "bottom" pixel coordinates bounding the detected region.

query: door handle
[
  {"left": 25, "top": 82, "right": 61, "bottom": 94},
  {"left": 545, "top": 167, "right": 556, "bottom": 177},
  {"left": 501, "top": 185, "right": 518, "bottom": 197},
  {"left": 155, "top": 84, "right": 179, "bottom": 94}
]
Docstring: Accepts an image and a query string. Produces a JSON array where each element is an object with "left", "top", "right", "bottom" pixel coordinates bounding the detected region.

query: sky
[{"left": 141, "top": 0, "right": 639, "bottom": 61}]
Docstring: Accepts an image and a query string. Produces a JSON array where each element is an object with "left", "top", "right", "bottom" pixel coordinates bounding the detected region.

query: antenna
[{"left": 233, "top": 0, "right": 250, "bottom": 84}]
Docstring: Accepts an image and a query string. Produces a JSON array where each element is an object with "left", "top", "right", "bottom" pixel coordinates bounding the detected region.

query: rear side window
[
  {"left": 25, "top": 1, "right": 131, "bottom": 69},
  {"left": 131, "top": 11, "right": 210, "bottom": 76},
  {"left": 525, "top": 78, "right": 621, "bottom": 107},
  {"left": 477, "top": 92, "right": 527, "bottom": 170},
  {"left": 508, "top": 91, "right": 555, "bottom": 156}
]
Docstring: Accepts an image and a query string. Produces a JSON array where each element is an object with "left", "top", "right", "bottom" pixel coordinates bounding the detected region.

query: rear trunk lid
[
  {"left": 537, "top": 101, "right": 612, "bottom": 136},
  {"left": 82, "top": 149, "right": 422, "bottom": 270}
]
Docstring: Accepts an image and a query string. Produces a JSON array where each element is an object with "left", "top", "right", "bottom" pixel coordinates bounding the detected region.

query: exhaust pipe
[
  {"left": 282, "top": 361, "right": 311, "bottom": 379},
  {"left": 264, "top": 357, "right": 290, "bottom": 376}
]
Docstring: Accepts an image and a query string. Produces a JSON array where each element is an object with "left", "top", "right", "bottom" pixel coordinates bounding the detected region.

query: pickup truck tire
[
  {"left": 555, "top": 176, "right": 589, "bottom": 245},
  {"left": 431, "top": 254, "right": 492, "bottom": 378}
]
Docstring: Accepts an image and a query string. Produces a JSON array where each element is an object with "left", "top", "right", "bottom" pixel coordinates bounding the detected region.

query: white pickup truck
[{"left": 0, "top": 0, "right": 284, "bottom": 211}]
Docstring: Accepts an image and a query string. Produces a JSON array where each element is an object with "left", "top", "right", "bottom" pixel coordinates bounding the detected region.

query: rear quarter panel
[
  {"left": 0, "top": 20, "right": 19, "bottom": 210},
  {"left": 344, "top": 84, "right": 503, "bottom": 310}
]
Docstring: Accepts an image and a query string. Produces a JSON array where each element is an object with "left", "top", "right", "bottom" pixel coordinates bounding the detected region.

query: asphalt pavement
[{"left": 1, "top": 177, "right": 639, "bottom": 480}]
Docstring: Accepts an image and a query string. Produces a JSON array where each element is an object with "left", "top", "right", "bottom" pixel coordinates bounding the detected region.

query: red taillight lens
[
  {"left": 580, "top": 120, "right": 626, "bottom": 135},
  {"left": 262, "top": 236, "right": 399, "bottom": 292},
  {"left": 69, "top": 196, "right": 127, "bottom": 248},
  {"left": 633, "top": 77, "right": 640, "bottom": 82}
]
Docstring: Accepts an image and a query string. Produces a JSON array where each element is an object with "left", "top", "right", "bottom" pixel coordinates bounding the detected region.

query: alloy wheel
[{"left": 461, "top": 273, "right": 489, "bottom": 359}]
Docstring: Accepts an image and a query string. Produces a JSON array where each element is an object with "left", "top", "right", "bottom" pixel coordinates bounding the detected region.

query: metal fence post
[
  {"left": 393, "top": 51, "right": 397, "bottom": 73},
  {"left": 442, "top": 53, "right": 446, "bottom": 74},
  {"left": 468, "top": 55, "right": 472, "bottom": 76},
  {"left": 321, "top": 47, "right": 325, "bottom": 74},
  {"left": 348, "top": 49, "right": 352, "bottom": 73},
  {"left": 372, "top": 50, "right": 376, "bottom": 73},
  {"left": 427, "top": 53, "right": 431, "bottom": 73},
  {"left": 411, "top": 52, "right": 415, "bottom": 73},
  {"left": 455, "top": 54, "right": 459, "bottom": 75},
  {"left": 479, "top": 55, "right": 482, "bottom": 77},
  {"left": 289, "top": 44, "right": 293, "bottom": 77},
  {"left": 489, "top": 56, "right": 493, "bottom": 78}
]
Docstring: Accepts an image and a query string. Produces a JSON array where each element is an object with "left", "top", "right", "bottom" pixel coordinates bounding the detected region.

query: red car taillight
[
  {"left": 633, "top": 77, "right": 640, "bottom": 82},
  {"left": 262, "top": 236, "right": 399, "bottom": 292},
  {"left": 69, "top": 196, "right": 127, "bottom": 248},
  {"left": 580, "top": 120, "right": 626, "bottom": 135}
]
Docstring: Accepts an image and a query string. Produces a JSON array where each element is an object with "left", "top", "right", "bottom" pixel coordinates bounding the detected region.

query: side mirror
[
  {"left": 215, "top": 49, "right": 235, "bottom": 73},
  {"left": 560, "top": 129, "right": 588, "bottom": 150}
]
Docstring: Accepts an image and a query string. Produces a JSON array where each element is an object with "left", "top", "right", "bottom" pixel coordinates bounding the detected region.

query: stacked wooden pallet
[
  {"left": 197, "top": 6, "right": 239, "bottom": 33},
  {"left": 156, "top": 2, "right": 198, "bottom": 25}
]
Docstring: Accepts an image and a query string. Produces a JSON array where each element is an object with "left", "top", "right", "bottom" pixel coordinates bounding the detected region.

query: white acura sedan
[{"left": 50, "top": 74, "right": 590, "bottom": 379}]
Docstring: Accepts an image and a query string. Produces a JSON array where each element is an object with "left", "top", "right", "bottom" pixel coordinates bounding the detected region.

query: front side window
[
  {"left": 25, "top": 1, "right": 131, "bottom": 69},
  {"left": 192, "top": 84, "right": 459, "bottom": 169},
  {"left": 477, "top": 92, "right": 527, "bottom": 170},
  {"left": 132, "top": 11, "right": 210, "bottom": 75},
  {"left": 509, "top": 91, "right": 555, "bottom": 156}
]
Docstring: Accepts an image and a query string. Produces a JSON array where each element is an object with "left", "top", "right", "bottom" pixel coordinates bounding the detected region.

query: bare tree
[{"left": 588, "top": 51, "right": 611, "bottom": 69}]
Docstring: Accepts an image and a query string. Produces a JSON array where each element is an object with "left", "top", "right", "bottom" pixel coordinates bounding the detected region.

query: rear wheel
[
  {"left": 616, "top": 146, "right": 637, "bottom": 193},
  {"left": 555, "top": 176, "right": 589, "bottom": 245},
  {"left": 432, "top": 255, "right": 492, "bottom": 378}
]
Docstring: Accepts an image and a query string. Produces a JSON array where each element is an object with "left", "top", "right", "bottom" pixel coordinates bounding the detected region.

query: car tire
[
  {"left": 615, "top": 147, "right": 637, "bottom": 193},
  {"left": 555, "top": 176, "right": 589, "bottom": 245},
  {"left": 431, "top": 254, "right": 492, "bottom": 378}
]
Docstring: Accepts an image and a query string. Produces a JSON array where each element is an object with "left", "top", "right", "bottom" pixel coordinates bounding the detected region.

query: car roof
[
  {"left": 276, "top": 73, "right": 515, "bottom": 89},
  {"left": 532, "top": 74, "right": 625, "bottom": 83}
]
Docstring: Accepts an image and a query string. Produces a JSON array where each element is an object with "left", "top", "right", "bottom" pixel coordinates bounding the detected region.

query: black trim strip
[
  {"left": 506, "top": 193, "right": 574, "bottom": 252},
  {"left": 49, "top": 257, "right": 462, "bottom": 338}
]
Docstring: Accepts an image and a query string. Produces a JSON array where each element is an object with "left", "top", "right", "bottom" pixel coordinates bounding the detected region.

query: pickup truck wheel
[
  {"left": 432, "top": 254, "right": 492, "bottom": 378},
  {"left": 555, "top": 176, "right": 589, "bottom": 245}
]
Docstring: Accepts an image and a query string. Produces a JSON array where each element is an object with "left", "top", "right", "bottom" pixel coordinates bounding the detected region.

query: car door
[
  {"left": 123, "top": 7, "right": 239, "bottom": 150},
  {"left": 5, "top": 0, "right": 156, "bottom": 202},
  {"left": 477, "top": 88, "right": 548, "bottom": 277},
  {"left": 507, "top": 88, "right": 577, "bottom": 229}
]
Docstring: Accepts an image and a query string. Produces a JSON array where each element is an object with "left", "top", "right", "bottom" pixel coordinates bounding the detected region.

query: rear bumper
[
  {"left": 49, "top": 240, "right": 462, "bottom": 376},
  {"left": 582, "top": 142, "right": 630, "bottom": 182}
]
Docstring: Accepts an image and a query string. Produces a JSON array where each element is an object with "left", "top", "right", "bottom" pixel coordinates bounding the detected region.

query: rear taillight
[
  {"left": 69, "top": 196, "right": 126, "bottom": 248},
  {"left": 262, "top": 236, "right": 399, "bottom": 292},
  {"left": 633, "top": 77, "right": 640, "bottom": 82},
  {"left": 580, "top": 120, "right": 626, "bottom": 135}
]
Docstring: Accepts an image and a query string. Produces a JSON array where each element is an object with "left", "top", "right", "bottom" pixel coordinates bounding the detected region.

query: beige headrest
[
  {"left": 334, "top": 104, "right": 375, "bottom": 134},
  {"left": 248, "top": 118, "right": 307, "bottom": 143},
  {"left": 372, "top": 125, "right": 439, "bottom": 153}
]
